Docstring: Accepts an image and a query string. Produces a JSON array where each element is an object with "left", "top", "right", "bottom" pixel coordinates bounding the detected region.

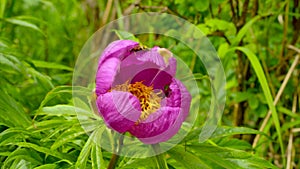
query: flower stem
[
  {"left": 151, "top": 144, "right": 169, "bottom": 169},
  {"left": 107, "top": 134, "right": 124, "bottom": 169}
]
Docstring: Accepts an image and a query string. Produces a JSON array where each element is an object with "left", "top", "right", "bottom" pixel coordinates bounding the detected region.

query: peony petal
[
  {"left": 131, "top": 68, "right": 173, "bottom": 91},
  {"left": 136, "top": 49, "right": 166, "bottom": 68},
  {"left": 129, "top": 78, "right": 191, "bottom": 144},
  {"left": 113, "top": 48, "right": 176, "bottom": 86},
  {"left": 96, "top": 91, "right": 141, "bottom": 133},
  {"left": 129, "top": 107, "right": 182, "bottom": 144},
  {"left": 112, "top": 55, "right": 160, "bottom": 86},
  {"left": 164, "top": 57, "right": 177, "bottom": 77},
  {"left": 166, "top": 78, "right": 191, "bottom": 120},
  {"left": 98, "top": 40, "right": 139, "bottom": 65},
  {"left": 156, "top": 47, "right": 177, "bottom": 77},
  {"left": 96, "top": 40, "right": 139, "bottom": 95},
  {"left": 95, "top": 57, "right": 120, "bottom": 95}
]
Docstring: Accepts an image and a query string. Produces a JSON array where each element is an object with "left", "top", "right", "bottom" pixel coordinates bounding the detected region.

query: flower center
[{"left": 111, "top": 81, "right": 162, "bottom": 122}]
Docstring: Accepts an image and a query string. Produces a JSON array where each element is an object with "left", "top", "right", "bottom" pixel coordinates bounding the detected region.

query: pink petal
[
  {"left": 98, "top": 40, "right": 139, "bottom": 65},
  {"left": 96, "top": 57, "right": 120, "bottom": 95},
  {"left": 96, "top": 40, "right": 139, "bottom": 95},
  {"left": 131, "top": 68, "right": 173, "bottom": 91},
  {"left": 113, "top": 48, "right": 177, "bottom": 86},
  {"left": 136, "top": 49, "right": 166, "bottom": 68},
  {"left": 128, "top": 78, "right": 191, "bottom": 144},
  {"left": 96, "top": 91, "right": 141, "bottom": 133}
]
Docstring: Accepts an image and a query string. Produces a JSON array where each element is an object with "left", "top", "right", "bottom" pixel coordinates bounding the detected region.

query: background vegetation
[{"left": 0, "top": 0, "right": 299, "bottom": 168}]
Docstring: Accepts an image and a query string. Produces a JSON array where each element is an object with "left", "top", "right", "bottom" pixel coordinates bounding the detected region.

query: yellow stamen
[{"left": 111, "top": 81, "right": 162, "bottom": 123}]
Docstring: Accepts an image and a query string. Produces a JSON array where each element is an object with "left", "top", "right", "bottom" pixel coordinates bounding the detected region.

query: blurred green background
[{"left": 0, "top": 0, "right": 299, "bottom": 168}]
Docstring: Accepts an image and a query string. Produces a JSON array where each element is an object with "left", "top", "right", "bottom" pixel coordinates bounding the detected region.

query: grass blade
[{"left": 234, "top": 47, "right": 285, "bottom": 165}]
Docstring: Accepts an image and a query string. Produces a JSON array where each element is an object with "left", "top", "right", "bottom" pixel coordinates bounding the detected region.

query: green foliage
[{"left": 1, "top": 0, "right": 299, "bottom": 168}]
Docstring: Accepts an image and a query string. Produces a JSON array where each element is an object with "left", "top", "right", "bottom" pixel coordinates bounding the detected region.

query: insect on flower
[{"left": 95, "top": 40, "right": 191, "bottom": 144}]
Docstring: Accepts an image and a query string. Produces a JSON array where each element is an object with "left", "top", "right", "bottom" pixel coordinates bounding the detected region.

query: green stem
[
  {"left": 152, "top": 144, "right": 169, "bottom": 169},
  {"left": 107, "top": 134, "right": 124, "bottom": 169}
]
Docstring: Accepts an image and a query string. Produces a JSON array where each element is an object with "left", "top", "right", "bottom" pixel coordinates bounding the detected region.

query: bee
[{"left": 130, "top": 45, "right": 148, "bottom": 52}]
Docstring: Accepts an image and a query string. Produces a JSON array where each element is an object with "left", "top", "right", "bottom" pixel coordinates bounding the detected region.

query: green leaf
[
  {"left": 233, "top": 47, "right": 285, "bottom": 164},
  {"left": 27, "top": 68, "right": 54, "bottom": 90},
  {"left": 194, "top": 0, "right": 209, "bottom": 12},
  {"left": 211, "top": 126, "right": 270, "bottom": 139},
  {"left": 119, "top": 157, "right": 157, "bottom": 169},
  {"left": 91, "top": 143, "right": 105, "bottom": 169},
  {"left": 76, "top": 126, "right": 105, "bottom": 169},
  {"left": 31, "top": 60, "right": 73, "bottom": 71},
  {"left": 152, "top": 144, "right": 169, "bottom": 169},
  {"left": 28, "top": 119, "right": 77, "bottom": 131},
  {"left": 51, "top": 125, "right": 86, "bottom": 150},
  {"left": 2, "top": 148, "right": 42, "bottom": 168},
  {"left": 33, "top": 164, "right": 57, "bottom": 169},
  {"left": 232, "top": 16, "right": 261, "bottom": 46},
  {"left": 168, "top": 146, "right": 210, "bottom": 169},
  {"left": 234, "top": 91, "right": 251, "bottom": 102},
  {"left": 281, "top": 120, "right": 300, "bottom": 132},
  {"left": 11, "top": 142, "right": 74, "bottom": 164},
  {"left": 10, "top": 159, "right": 31, "bottom": 169},
  {"left": 75, "top": 133, "right": 93, "bottom": 168},
  {"left": 278, "top": 106, "right": 300, "bottom": 119},
  {"left": 0, "top": 128, "right": 32, "bottom": 146},
  {"left": 4, "top": 17, "right": 45, "bottom": 36},
  {"left": 249, "top": 95, "right": 259, "bottom": 109},
  {"left": 39, "top": 105, "right": 96, "bottom": 119},
  {"left": 217, "top": 138, "right": 252, "bottom": 150},
  {"left": 189, "top": 144, "right": 279, "bottom": 169},
  {"left": 205, "top": 18, "right": 236, "bottom": 37},
  {"left": 184, "top": 126, "right": 270, "bottom": 142},
  {"left": 0, "top": 89, "right": 31, "bottom": 128},
  {"left": 0, "top": 53, "right": 21, "bottom": 72},
  {"left": 0, "top": 0, "right": 6, "bottom": 19},
  {"left": 112, "top": 30, "right": 139, "bottom": 42},
  {"left": 38, "top": 86, "right": 91, "bottom": 109}
]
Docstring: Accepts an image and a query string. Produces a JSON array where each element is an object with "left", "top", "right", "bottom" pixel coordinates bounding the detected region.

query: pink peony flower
[{"left": 95, "top": 40, "right": 191, "bottom": 144}]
